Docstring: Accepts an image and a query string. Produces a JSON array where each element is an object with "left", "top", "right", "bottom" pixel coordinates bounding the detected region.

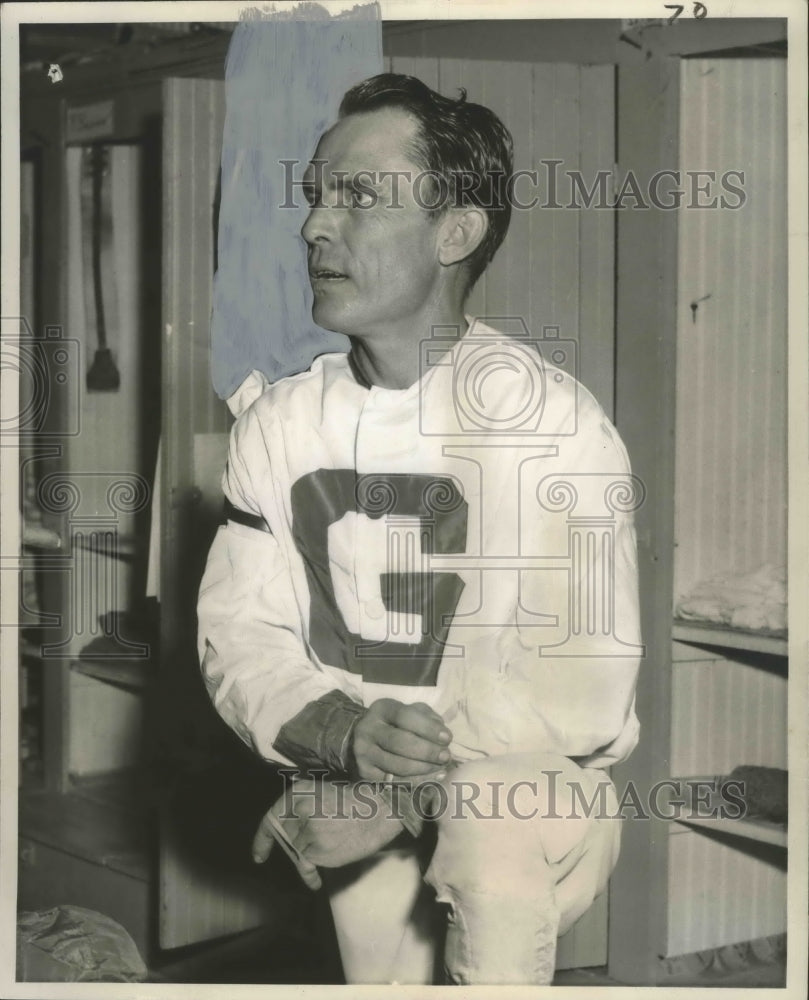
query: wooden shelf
[
  {"left": 672, "top": 619, "right": 787, "bottom": 657},
  {"left": 21, "top": 638, "right": 44, "bottom": 660},
  {"left": 19, "top": 772, "right": 152, "bottom": 881},
  {"left": 72, "top": 532, "right": 139, "bottom": 560},
  {"left": 674, "top": 813, "right": 787, "bottom": 849},
  {"left": 71, "top": 657, "right": 152, "bottom": 692},
  {"left": 664, "top": 776, "right": 787, "bottom": 850}
]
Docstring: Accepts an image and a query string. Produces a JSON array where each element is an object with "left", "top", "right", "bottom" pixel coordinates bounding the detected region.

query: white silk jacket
[{"left": 198, "top": 321, "right": 643, "bottom": 772}]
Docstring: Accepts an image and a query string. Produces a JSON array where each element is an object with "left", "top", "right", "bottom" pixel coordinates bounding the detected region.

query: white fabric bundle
[{"left": 676, "top": 563, "right": 787, "bottom": 632}]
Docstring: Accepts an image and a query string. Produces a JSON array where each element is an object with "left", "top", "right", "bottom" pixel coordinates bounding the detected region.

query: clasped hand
[
  {"left": 350, "top": 698, "right": 452, "bottom": 781},
  {"left": 253, "top": 700, "right": 452, "bottom": 889}
]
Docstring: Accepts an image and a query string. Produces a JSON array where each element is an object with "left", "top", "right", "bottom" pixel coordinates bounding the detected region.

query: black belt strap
[{"left": 223, "top": 496, "right": 272, "bottom": 534}]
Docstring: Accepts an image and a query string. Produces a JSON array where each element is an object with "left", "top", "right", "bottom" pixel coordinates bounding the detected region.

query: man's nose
[{"left": 301, "top": 203, "right": 335, "bottom": 245}]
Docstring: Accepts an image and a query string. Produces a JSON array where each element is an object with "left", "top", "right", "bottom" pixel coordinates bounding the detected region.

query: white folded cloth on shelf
[
  {"left": 676, "top": 563, "right": 787, "bottom": 632},
  {"left": 22, "top": 521, "right": 62, "bottom": 550}
]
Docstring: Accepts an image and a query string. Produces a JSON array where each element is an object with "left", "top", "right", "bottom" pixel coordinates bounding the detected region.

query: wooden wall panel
[
  {"left": 609, "top": 49, "right": 681, "bottom": 984},
  {"left": 579, "top": 65, "right": 616, "bottom": 418},
  {"left": 673, "top": 59, "right": 787, "bottom": 600},
  {"left": 390, "top": 56, "right": 616, "bottom": 417},
  {"left": 388, "top": 53, "right": 439, "bottom": 91},
  {"left": 668, "top": 56, "right": 788, "bottom": 958},
  {"left": 667, "top": 828, "right": 787, "bottom": 957},
  {"left": 670, "top": 657, "right": 787, "bottom": 777},
  {"left": 495, "top": 62, "right": 533, "bottom": 325},
  {"left": 160, "top": 77, "right": 276, "bottom": 951}
]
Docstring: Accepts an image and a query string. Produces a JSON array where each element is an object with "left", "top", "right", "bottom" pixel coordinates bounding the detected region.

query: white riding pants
[{"left": 324, "top": 753, "right": 621, "bottom": 985}]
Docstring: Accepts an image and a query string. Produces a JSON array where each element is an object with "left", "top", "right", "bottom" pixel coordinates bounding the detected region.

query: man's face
[{"left": 301, "top": 108, "right": 445, "bottom": 340}]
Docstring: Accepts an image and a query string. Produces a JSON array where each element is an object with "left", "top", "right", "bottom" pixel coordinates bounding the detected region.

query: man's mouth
[{"left": 309, "top": 268, "right": 348, "bottom": 282}]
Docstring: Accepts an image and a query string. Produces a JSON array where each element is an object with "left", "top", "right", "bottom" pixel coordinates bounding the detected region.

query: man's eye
[
  {"left": 302, "top": 184, "right": 317, "bottom": 207},
  {"left": 351, "top": 187, "right": 375, "bottom": 209}
]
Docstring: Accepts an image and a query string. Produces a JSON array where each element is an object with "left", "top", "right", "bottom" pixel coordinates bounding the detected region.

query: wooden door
[{"left": 158, "top": 77, "right": 289, "bottom": 950}]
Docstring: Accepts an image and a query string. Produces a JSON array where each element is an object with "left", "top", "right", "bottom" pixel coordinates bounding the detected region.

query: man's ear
[{"left": 437, "top": 207, "right": 488, "bottom": 267}]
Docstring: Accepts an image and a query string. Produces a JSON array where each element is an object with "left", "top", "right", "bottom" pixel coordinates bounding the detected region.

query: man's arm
[
  {"left": 524, "top": 405, "right": 641, "bottom": 764},
  {"left": 197, "top": 404, "right": 361, "bottom": 773},
  {"left": 198, "top": 516, "right": 361, "bottom": 771},
  {"left": 458, "top": 400, "right": 642, "bottom": 767},
  {"left": 198, "top": 404, "right": 452, "bottom": 779}
]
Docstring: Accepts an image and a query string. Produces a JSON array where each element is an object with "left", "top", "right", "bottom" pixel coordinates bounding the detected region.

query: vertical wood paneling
[
  {"left": 62, "top": 145, "right": 144, "bottom": 622},
  {"left": 442, "top": 57, "right": 491, "bottom": 312},
  {"left": 160, "top": 77, "right": 274, "bottom": 950},
  {"left": 437, "top": 59, "right": 486, "bottom": 318},
  {"left": 389, "top": 52, "right": 439, "bottom": 92},
  {"left": 498, "top": 63, "right": 533, "bottom": 323},
  {"left": 524, "top": 63, "right": 581, "bottom": 345},
  {"left": 548, "top": 63, "right": 580, "bottom": 345},
  {"left": 669, "top": 57, "right": 788, "bottom": 959},
  {"left": 402, "top": 60, "right": 615, "bottom": 409},
  {"left": 674, "top": 58, "right": 787, "bottom": 599},
  {"left": 529, "top": 63, "right": 556, "bottom": 334},
  {"left": 670, "top": 658, "right": 787, "bottom": 776},
  {"left": 162, "top": 79, "right": 194, "bottom": 527},
  {"left": 667, "top": 829, "right": 786, "bottom": 956},
  {"left": 579, "top": 66, "right": 616, "bottom": 419},
  {"left": 609, "top": 50, "right": 681, "bottom": 984},
  {"left": 556, "top": 891, "right": 608, "bottom": 971},
  {"left": 470, "top": 60, "right": 528, "bottom": 320}
]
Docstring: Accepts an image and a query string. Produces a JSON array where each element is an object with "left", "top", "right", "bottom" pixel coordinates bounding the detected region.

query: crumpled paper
[{"left": 17, "top": 905, "right": 147, "bottom": 982}]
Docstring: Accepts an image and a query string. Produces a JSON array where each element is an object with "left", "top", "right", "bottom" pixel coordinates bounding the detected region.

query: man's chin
[{"left": 312, "top": 303, "right": 357, "bottom": 338}]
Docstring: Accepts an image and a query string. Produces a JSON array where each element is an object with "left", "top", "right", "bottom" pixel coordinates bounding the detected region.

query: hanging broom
[{"left": 86, "top": 144, "right": 120, "bottom": 391}]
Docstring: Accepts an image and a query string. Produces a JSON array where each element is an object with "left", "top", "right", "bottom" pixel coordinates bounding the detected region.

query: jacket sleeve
[
  {"left": 454, "top": 400, "right": 642, "bottom": 768},
  {"left": 520, "top": 406, "right": 642, "bottom": 766},
  {"left": 197, "top": 405, "right": 365, "bottom": 774}
]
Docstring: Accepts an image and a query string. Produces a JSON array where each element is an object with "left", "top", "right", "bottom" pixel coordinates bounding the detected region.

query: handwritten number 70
[{"left": 664, "top": 3, "right": 708, "bottom": 22}]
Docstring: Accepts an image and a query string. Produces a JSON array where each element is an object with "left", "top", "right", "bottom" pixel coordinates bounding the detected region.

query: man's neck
[{"left": 347, "top": 305, "right": 469, "bottom": 390}]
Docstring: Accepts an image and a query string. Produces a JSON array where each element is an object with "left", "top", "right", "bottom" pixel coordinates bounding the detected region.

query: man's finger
[
  {"left": 296, "top": 855, "right": 322, "bottom": 891},
  {"left": 254, "top": 811, "right": 323, "bottom": 890},
  {"left": 252, "top": 814, "right": 278, "bottom": 863},
  {"left": 394, "top": 703, "right": 452, "bottom": 745},
  {"left": 253, "top": 810, "right": 303, "bottom": 865},
  {"left": 379, "top": 726, "right": 452, "bottom": 766},
  {"left": 409, "top": 701, "right": 449, "bottom": 725},
  {"left": 372, "top": 746, "right": 446, "bottom": 777}
]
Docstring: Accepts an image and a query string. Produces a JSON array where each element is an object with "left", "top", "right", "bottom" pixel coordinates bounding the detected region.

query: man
[{"left": 198, "top": 74, "right": 641, "bottom": 985}]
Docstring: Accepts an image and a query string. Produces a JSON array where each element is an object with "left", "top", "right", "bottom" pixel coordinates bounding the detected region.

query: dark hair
[{"left": 339, "top": 73, "right": 514, "bottom": 292}]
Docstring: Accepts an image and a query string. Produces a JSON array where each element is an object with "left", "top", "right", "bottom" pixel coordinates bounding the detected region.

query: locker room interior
[{"left": 14, "top": 13, "right": 791, "bottom": 987}]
